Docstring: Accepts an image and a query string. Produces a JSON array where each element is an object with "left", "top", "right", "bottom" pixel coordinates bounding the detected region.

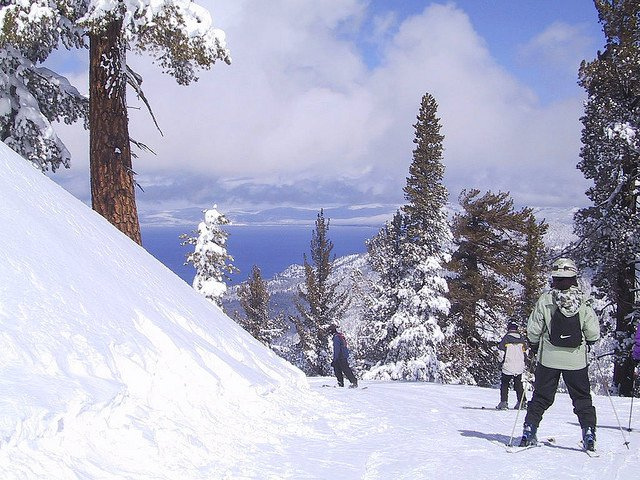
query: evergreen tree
[
  {"left": 518, "top": 213, "right": 549, "bottom": 320},
  {"left": 182, "top": 205, "right": 237, "bottom": 308},
  {"left": 236, "top": 265, "right": 285, "bottom": 346},
  {"left": 359, "top": 93, "right": 450, "bottom": 382},
  {"left": 294, "top": 209, "right": 350, "bottom": 376},
  {"left": 575, "top": 0, "right": 640, "bottom": 395},
  {"left": 357, "top": 212, "right": 406, "bottom": 371},
  {"left": 445, "top": 189, "right": 545, "bottom": 386},
  {"left": 0, "top": 46, "right": 88, "bottom": 171},
  {"left": 0, "top": 1, "right": 230, "bottom": 244}
]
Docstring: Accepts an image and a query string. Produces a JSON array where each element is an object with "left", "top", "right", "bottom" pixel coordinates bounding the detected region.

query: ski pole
[
  {"left": 507, "top": 371, "right": 531, "bottom": 446},
  {"left": 593, "top": 355, "right": 630, "bottom": 448}
]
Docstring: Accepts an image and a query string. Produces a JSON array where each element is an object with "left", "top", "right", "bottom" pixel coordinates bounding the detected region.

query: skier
[
  {"left": 328, "top": 324, "right": 358, "bottom": 388},
  {"left": 496, "top": 320, "right": 527, "bottom": 410},
  {"left": 633, "top": 321, "right": 640, "bottom": 363},
  {"left": 519, "top": 258, "right": 600, "bottom": 451}
]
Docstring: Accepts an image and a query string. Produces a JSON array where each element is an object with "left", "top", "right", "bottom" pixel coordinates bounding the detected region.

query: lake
[{"left": 142, "top": 224, "right": 380, "bottom": 285}]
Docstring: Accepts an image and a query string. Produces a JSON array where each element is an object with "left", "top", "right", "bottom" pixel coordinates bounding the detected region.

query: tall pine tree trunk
[
  {"left": 613, "top": 266, "right": 636, "bottom": 396},
  {"left": 89, "top": 19, "right": 142, "bottom": 245},
  {"left": 614, "top": 155, "right": 638, "bottom": 396}
]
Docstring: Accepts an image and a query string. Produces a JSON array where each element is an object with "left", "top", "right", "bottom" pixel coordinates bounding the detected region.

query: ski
[
  {"left": 321, "top": 384, "right": 367, "bottom": 389},
  {"left": 578, "top": 441, "right": 600, "bottom": 457},
  {"left": 501, "top": 437, "right": 555, "bottom": 453},
  {"left": 462, "top": 406, "right": 512, "bottom": 411}
]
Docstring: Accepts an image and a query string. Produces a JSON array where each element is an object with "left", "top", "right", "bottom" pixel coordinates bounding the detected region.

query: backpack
[{"left": 548, "top": 308, "right": 582, "bottom": 348}]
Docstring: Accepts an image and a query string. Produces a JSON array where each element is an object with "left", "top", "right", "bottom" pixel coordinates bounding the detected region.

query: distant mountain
[{"left": 224, "top": 254, "right": 371, "bottom": 338}]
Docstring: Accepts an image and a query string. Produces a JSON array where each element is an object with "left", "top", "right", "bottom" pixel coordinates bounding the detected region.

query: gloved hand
[
  {"left": 530, "top": 343, "right": 539, "bottom": 356},
  {"left": 586, "top": 340, "right": 596, "bottom": 354}
]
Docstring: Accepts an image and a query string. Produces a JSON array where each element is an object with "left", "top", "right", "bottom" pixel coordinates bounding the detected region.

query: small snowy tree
[
  {"left": 0, "top": 1, "right": 231, "bottom": 244},
  {"left": 182, "top": 205, "right": 237, "bottom": 308},
  {"left": 236, "top": 265, "right": 285, "bottom": 346},
  {"left": 574, "top": 0, "right": 640, "bottom": 396},
  {"left": 294, "top": 209, "right": 350, "bottom": 376},
  {"left": 359, "top": 93, "right": 451, "bottom": 382}
]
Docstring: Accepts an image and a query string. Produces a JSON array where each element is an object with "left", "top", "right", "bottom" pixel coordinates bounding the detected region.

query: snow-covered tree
[
  {"left": 0, "top": 1, "right": 231, "bottom": 244},
  {"left": 575, "top": 0, "right": 640, "bottom": 396},
  {"left": 294, "top": 209, "right": 350, "bottom": 376},
  {"left": 445, "top": 189, "right": 545, "bottom": 386},
  {"left": 359, "top": 93, "right": 451, "bottom": 382},
  {"left": 0, "top": 45, "right": 88, "bottom": 172},
  {"left": 236, "top": 265, "right": 285, "bottom": 347},
  {"left": 182, "top": 205, "right": 237, "bottom": 308}
]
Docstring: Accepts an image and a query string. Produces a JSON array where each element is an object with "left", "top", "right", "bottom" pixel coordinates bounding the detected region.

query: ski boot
[
  {"left": 582, "top": 426, "right": 596, "bottom": 452},
  {"left": 519, "top": 423, "right": 538, "bottom": 447},
  {"left": 495, "top": 401, "right": 509, "bottom": 410}
]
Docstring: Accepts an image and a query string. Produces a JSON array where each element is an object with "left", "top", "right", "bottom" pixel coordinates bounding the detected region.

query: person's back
[
  {"left": 328, "top": 324, "right": 358, "bottom": 388},
  {"left": 500, "top": 331, "right": 526, "bottom": 376}
]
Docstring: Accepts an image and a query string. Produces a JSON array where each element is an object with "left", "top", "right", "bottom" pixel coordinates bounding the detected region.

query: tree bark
[{"left": 89, "top": 19, "right": 142, "bottom": 245}]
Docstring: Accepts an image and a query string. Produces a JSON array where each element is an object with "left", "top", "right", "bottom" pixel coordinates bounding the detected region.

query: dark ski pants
[
  {"left": 525, "top": 364, "right": 596, "bottom": 429},
  {"left": 332, "top": 357, "right": 357, "bottom": 387},
  {"left": 500, "top": 373, "right": 525, "bottom": 404}
]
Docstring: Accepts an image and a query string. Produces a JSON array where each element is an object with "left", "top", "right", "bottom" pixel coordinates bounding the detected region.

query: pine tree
[
  {"left": 359, "top": 93, "right": 450, "bottom": 382},
  {"left": 357, "top": 212, "right": 407, "bottom": 371},
  {"left": 236, "top": 265, "right": 285, "bottom": 346},
  {"left": 294, "top": 209, "right": 350, "bottom": 376},
  {"left": 518, "top": 213, "right": 549, "bottom": 320},
  {"left": 0, "top": 45, "right": 87, "bottom": 171},
  {"left": 182, "top": 205, "right": 238, "bottom": 308},
  {"left": 0, "top": 1, "right": 230, "bottom": 244},
  {"left": 445, "top": 189, "right": 545, "bottom": 386},
  {"left": 575, "top": 0, "right": 640, "bottom": 395}
]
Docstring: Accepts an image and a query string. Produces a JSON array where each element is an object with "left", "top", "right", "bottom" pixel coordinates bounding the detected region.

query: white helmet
[{"left": 551, "top": 258, "right": 578, "bottom": 278}]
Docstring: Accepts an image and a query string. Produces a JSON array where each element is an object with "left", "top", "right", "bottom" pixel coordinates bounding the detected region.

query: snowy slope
[{"left": 0, "top": 142, "right": 314, "bottom": 478}]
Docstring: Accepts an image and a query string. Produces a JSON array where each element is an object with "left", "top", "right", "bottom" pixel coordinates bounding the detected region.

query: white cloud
[
  {"left": 518, "top": 21, "right": 595, "bottom": 74},
  {"left": 49, "top": 0, "right": 596, "bottom": 218}
]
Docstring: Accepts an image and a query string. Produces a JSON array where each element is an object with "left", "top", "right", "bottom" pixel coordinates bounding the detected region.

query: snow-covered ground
[{"left": 1, "top": 140, "right": 638, "bottom": 479}]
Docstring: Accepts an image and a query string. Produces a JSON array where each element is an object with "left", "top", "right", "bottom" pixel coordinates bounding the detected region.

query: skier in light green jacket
[{"left": 518, "top": 258, "right": 600, "bottom": 451}]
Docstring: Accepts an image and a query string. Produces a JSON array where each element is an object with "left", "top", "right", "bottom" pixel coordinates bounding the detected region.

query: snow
[{"left": 1, "top": 140, "right": 639, "bottom": 478}]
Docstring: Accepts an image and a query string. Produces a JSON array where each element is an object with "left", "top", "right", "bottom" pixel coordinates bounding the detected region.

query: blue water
[{"left": 142, "top": 225, "right": 379, "bottom": 285}]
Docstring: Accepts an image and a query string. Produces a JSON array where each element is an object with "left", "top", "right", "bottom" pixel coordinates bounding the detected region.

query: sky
[
  {"left": 2, "top": 138, "right": 637, "bottom": 478},
  {"left": 47, "top": 0, "right": 605, "bottom": 225}
]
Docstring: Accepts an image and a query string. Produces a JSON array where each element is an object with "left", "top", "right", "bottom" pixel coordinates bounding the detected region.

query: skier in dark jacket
[
  {"left": 519, "top": 258, "right": 600, "bottom": 451},
  {"left": 328, "top": 324, "right": 358, "bottom": 388},
  {"left": 496, "top": 320, "right": 527, "bottom": 410}
]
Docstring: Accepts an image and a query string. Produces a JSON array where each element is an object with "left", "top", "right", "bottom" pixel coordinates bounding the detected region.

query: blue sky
[{"left": 49, "top": 0, "right": 605, "bottom": 225}]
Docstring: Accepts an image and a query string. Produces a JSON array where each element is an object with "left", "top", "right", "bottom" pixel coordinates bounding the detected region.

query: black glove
[
  {"left": 530, "top": 343, "right": 539, "bottom": 356},
  {"left": 586, "top": 340, "right": 596, "bottom": 354}
]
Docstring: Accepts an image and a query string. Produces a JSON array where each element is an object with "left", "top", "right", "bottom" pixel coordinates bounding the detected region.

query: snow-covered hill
[{"left": 0, "top": 142, "right": 318, "bottom": 478}]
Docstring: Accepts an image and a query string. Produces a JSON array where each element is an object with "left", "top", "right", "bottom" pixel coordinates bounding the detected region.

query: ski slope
[{"left": 0, "top": 141, "right": 638, "bottom": 479}]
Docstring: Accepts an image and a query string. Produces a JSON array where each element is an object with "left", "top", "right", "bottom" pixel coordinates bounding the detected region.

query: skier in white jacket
[{"left": 496, "top": 320, "right": 527, "bottom": 410}]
